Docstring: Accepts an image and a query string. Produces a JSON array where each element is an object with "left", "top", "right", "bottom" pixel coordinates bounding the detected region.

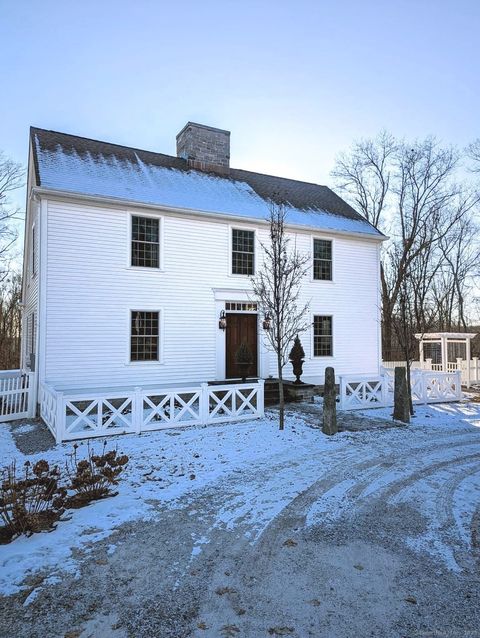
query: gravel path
[{"left": 1, "top": 411, "right": 479, "bottom": 637}]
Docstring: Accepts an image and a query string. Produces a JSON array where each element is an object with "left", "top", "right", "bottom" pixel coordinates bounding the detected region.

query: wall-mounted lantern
[
  {"left": 219, "top": 310, "right": 227, "bottom": 330},
  {"left": 263, "top": 314, "right": 272, "bottom": 331}
]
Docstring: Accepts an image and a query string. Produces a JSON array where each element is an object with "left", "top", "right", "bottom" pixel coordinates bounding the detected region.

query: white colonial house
[{"left": 17, "top": 122, "right": 385, "bottom": 440}]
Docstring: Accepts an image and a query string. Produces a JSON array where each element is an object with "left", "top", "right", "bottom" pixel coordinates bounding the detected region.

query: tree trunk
[
  {"left": 277, "top": 352, "right": 285, "bottom": 431},
  {"left": 382, "top": 308, "right": 393, "bottom": 360}
]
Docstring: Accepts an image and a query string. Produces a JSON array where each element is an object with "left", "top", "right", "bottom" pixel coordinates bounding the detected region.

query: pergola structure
[{"left": 415, "top": 332, "right": 477, "bottom": 388}]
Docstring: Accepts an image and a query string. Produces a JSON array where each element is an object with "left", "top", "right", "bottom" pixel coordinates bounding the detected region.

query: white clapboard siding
[
  {"left": 43, "top": 199, "right": 381, "bottom": 388},
  {"left": 21, "top": 188, "right": 40, "bottom": 370}
]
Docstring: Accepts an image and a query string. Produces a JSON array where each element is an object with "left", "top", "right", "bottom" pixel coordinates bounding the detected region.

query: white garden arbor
[{"left": 415, "top": 332, "right": 478, "bottom": 388}]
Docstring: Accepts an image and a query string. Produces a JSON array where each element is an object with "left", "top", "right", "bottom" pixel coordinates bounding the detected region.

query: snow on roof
[{"left": 32, "top": 129, "right": 383, "bottom": 238}]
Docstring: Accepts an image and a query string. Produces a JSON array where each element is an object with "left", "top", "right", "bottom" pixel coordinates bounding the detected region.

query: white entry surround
[{"left": 213, "top": 288, "right": 270, "bottom": 380}]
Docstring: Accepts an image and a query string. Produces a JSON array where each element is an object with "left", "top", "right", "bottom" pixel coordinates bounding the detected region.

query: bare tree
[
  {"left": 332, "top": 130, "right": 396, "bottom": 229},
  {"left": 333, "top": 134, "right": 476, "bottom": 359},
  {"left": 0, "top": 151, "right": 25, "bottom": 282},
  {"left": 434, "top": 214, "right": 480, "bottom": 330},
  {"left": 466, "top": 139, "right": 480, "bottom": 173},
  {"left": 251, "top": 204, "right": 310, "bottom": 430},
  {"left": 0, "top": 274, "right": 22, "bottom": 369}
]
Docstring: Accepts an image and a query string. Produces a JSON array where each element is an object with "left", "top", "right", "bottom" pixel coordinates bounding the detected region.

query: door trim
[
  {"left": 225, "top": 312, "right": 259, "bottom": 379},
  {"left": 214, "top": 292, "right": 269, "bottom": 381}
]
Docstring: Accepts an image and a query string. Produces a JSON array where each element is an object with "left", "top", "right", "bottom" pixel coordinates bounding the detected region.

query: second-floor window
[
  {"left": 232, "top": 228, "right": 254, "bottom": 275},
  {"left": 313, "top": 238, "right": 332, "bottom": 280},
  {"left": 131, "top": 216, "right": 159, "bottom": 268}
]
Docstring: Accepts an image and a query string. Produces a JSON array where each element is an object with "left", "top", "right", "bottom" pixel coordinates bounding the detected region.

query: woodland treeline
[
  {"left": 332, "top": 133, "right": 480, "bottom": 360},
  {"left": 0, "top": 152, "right": 24, "bottom": 369}
]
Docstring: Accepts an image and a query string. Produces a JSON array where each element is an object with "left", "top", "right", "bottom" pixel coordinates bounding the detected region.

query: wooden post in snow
[
  {"left": 322, "top": 366, "right": 338, "bottom": 435},
  {"left": 393, "top": 367, "right": 410, "bottom": 424}
]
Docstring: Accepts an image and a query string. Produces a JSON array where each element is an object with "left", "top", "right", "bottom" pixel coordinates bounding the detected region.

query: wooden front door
[{"left": 226, "top": 313, "right": 258, "bottom": 379}]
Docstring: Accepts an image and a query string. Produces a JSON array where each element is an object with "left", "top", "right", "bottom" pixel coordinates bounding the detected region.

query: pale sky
[{"left": 1, "top": 0, "right": 479, "bottom": 210}]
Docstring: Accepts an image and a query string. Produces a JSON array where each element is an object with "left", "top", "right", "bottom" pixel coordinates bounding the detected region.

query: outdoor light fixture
[
  {"left": 263, "top": 314, "right": 272, "bottom": 331},
  {"left": 219, "top": 310, "right": 227, "bottom": 330}
]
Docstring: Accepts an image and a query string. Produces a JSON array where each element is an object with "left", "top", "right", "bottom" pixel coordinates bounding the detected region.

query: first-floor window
[
  {"left": 313, "top": 315, "right": 333, "bottom": 356},
  {"left": 131, "top": 311, "right": 159, "bottom": 361},
  {"left": 25, "top": 313, "right": 36, "bottom": 369},
  {"left": 30, "top": 313, "right": 36, "bottom": 357}
]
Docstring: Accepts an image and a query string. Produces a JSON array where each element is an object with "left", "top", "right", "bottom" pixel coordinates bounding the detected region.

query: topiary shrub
[{"left": 289, "top": 335, "right": 305, "bottom": 384}]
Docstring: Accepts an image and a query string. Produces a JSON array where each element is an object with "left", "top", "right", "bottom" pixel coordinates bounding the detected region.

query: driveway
[{"left": 1, "top": 402, "right": 479, "bottom": 637}]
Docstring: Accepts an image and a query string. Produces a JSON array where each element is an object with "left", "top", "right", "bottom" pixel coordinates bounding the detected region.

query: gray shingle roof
[{"left": 30, "top": 127, "right": 383, "bottom": 237}]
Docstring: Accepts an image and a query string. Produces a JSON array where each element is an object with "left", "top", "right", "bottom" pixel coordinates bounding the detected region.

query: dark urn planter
[
  {"left": 237, "top": 362, "right": 252, "bottom": 383},
  {"left": 289, "top": 335, "right": 306, "bottom": 384},
  {"left": 235, "top": 342, "right": 254, "bottom": 383}
]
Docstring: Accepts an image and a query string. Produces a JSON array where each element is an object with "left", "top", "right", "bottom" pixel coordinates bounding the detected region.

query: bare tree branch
[
  {"left": 251, "top": 203, "right": 310, "bottom": 430},
  {"left": 332, "top": 133, "right": 479, "bottom": 359}
]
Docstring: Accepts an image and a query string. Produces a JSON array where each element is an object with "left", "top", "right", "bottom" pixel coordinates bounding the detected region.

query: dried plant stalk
[
  {"left": 0, "top": 459, "right": 66, "bottom": 542},
  {"left": 65, "top": 440, "right": 129, "bottom": 508}
]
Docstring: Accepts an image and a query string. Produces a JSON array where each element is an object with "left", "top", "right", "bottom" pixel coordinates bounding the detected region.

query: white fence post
[
  {"left": 339, "top": 376, "right": 345, "bottom": 410},
  {"left": 425, "top": 358, "right": 432, "bottom": 370},
  {"left": 27, "top": 372, "right": 37, "bottom": 418},
  {"left": 455, "top": 370, "right": 462, "bottom": 399},
  {"left": 133, "top": 386, "right": 142, "bottom": 434},
  {"left": 200, "top": 383, "right": 209, "bottom": 424},
  {"left": 55, "top": 391, "right": 64, "bottom": 444},
  {"left": 474, "top": 357, "right": 479, "bottom": 383},
  {"left": 257, "top": 379, "right": 265, "bottom": 417},
  {"left": 381, "top": 373, "right": 389, "bottom": 406}
]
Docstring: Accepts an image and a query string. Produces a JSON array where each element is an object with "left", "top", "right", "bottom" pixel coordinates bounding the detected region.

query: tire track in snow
[{"left": 241, "top": 431, "right": 480, "bottom": 572}]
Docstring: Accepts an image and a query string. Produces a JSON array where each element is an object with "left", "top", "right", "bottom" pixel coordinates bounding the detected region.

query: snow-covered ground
[
  {"left": 0, "top": 410, "right": 327, "bottom": 596},
  {"left": 1, "top": 401, "right": 480, "bottom": 637}
]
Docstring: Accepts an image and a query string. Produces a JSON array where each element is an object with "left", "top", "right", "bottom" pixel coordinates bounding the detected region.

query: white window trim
[
  {"left": 25, "top": 314, "right": 32, "bottom": 366},
  {"left": 127, "top": 211, "right": 165, "bottom": 272},
  {"left": 228, "top": 224, "right": 257, "bottom": 278},
  {"left": 311, "top": 235, "right": 335, "bottom": 284},
  {"left": 31, "top": 222, "right": 37, "bottom": 278},
  {"left": 126, "top": 308, "right": 164, "bottom": 365},
  {"left": 311, "top": 313, "right": 334, "bottom": 359},
  {"left": 225, "top": 301, "right": 258, "bottom": 314}
]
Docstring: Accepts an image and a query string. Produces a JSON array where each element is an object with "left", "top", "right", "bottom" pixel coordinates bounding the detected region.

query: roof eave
[{"left": 32, "top": 186, "right": 387, "bottom": 242}]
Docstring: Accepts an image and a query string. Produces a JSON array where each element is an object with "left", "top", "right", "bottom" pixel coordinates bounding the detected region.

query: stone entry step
[{"left": 265, "top": 379, "right": 316, "bottom": 406}]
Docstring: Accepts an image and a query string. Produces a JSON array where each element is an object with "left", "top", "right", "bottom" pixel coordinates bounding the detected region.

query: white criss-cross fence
[
  {"left": 339, "top": 368, "right": 462, "bottom": 411},
  {"left": 0, "top": 370, "right": 36, "bottom": 422},
  {"left": 40, "top": 380, "right": 265, "bottom": 442}
]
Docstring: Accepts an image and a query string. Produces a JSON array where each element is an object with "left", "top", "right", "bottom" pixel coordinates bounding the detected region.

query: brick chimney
[{"left": 176, "top": 122, "right": 230, "bottom": 174}]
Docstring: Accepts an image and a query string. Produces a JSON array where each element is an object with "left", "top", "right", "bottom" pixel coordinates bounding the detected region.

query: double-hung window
[
  {"left": 232, "top": 229, "right": 254, "bottom": 275},
  {"left": 313, "top": 239, "right": 332, "bottom": 281},
  {"left": 131, "top": 311, "right": 160, "bottom": 361},
  {"left": 131, "top": 216, "right": 160, "bottom": 268},
  {"left": 313, "top": 315, "right": 333, "bottom": 357}
]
